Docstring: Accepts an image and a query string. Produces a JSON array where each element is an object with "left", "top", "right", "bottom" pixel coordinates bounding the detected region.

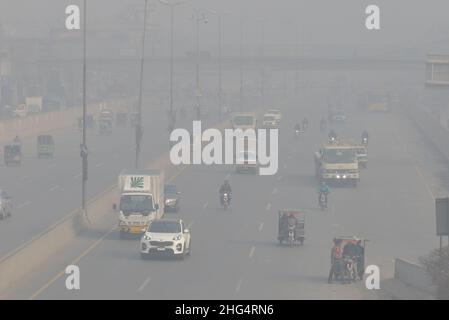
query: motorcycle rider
[
  {"left": 219, "top": 180, "right": 232, "bottom": 205},
  {"left": 317, "top": 180, "right": 331, "bottom": 207},
  {"left": 294, "top": 123, "right": 301, "bottom": 136},
  {"left": 328, "top": 238, "right": 343, "bottom": 283},
  {"left": 328, "top": 129, "right": 337, "bottom": 143},
  {"left": 342, "top": 239, "right": 359, "bottom": 282},
  {"left": 361, "top": 130, "right": 369, "bottom": 143}
]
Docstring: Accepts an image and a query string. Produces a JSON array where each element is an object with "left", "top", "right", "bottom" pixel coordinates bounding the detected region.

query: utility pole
[
  {"left": 160, "top": 0, "right": 185, "bottom": 130},
  {"left": 239, "top": 17, "right": 244, "bottom": 112},
  {"left": 194, "top": 12, "right": 208, "bottom": 120},
  {"left": 136, "top": 0, "right": 149, "bottom": 169},
  {"left": 80, "top": 0, "right": 88, "bottom": 219}
]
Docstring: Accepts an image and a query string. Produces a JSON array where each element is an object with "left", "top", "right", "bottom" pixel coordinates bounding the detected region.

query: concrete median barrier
[{"left": 394, "top": 258, "right": 436, "bottom": 295}]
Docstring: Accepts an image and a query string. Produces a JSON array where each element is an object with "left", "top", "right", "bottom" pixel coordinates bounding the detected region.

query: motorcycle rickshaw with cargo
[
  {"left": 277, "top": 209, "right": 305, "bottom": 246},
  {"left": 329, "top": 236, "right": 367, "bottom": 284},
  {"left": 4, "top": 144, "right": 21, "bottom": 166}
]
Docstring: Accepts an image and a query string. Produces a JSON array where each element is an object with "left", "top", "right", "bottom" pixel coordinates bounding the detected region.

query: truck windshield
[
  {"left": 324, "top": 149, "right": 356, "bottom": 163},
  {"left": 233, "top": 116, "right": 254, "bottom": 126},
  {"left": 120, "top": 195, "right": 153, "bottom": 214},
  {"left": 148, "top": 221, "right": 181, "bottom": 233}
]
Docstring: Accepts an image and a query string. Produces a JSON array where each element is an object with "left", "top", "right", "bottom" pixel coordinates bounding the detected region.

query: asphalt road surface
[{"left": 5, "top": 79, "right": 444, "bottom": 299}]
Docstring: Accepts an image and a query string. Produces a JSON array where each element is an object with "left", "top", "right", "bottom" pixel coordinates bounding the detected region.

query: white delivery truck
[{"left": 114, "top": 169, "right": 164, "bottom": 237}]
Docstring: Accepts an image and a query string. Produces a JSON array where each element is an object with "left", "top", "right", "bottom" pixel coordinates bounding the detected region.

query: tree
[{"left": 420, "top": 246, "right": 449, "bottom": 299}]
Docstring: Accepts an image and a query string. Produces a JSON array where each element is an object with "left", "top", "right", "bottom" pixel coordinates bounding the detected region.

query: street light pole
[
  {"left": 160, "top": 0, "right": 185, "bottom": 129},
  {"left": 218, "top": 13, "right": 222, "bottom": 118},
  {"left": 239, "top": 17, "right": 244, "bottom": 111},
  {"left": 194, "top": 12, "right": 207, "bottom": 120},
  {"left": 80, "top": 0, "right": 88, "bottom": 217},
  {"left": 136, "top": 0, "right": 149, "bottom": 169}
]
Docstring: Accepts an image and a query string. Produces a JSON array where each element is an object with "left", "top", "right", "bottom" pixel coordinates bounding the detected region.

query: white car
[
  {"left": 140, "top": 218, "right": 191, "bottom": 259},
  {"left": 266, "top": 109, "right": 282, "bottom": 122}
]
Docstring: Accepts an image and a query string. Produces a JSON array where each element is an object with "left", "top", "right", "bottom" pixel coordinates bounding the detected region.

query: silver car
[{"left": 0, "top": 190, "right": 13, "bottom": 220}]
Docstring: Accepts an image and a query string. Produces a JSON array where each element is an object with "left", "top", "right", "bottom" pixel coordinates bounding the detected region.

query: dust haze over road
[{"left": 0, "top": 0, "right": 448, "bottom": 301}]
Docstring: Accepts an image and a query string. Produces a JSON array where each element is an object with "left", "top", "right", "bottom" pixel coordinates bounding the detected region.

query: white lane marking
[
  {"left": 18, "top": 201, "right": 31, "bottom": 209},
  {"left": 138, "top": 276, "right": 151, "bottom": 292},
  {"left": 266, "top": 203, "right": 271, "bottom": 211},
  {"left": 203, "top": 202, "right": 208, "bottom": 209},
  {"left": 248, "top": 246, "right": 256, "bottom": 259},
  {"left": 95, "top": 162, "right": 104, "bottom": 168},
  {"left": 235, "top": 279, "right": 243, "bottom": 293},
  {"left": 272, "top": 187, "right": 278, "bottom": 195},
  {"left": 258, "top": 222, "right": 264, "bottom": 232},
  {"left": 49, "top": 185, "right": 60, "bottom": 192}
]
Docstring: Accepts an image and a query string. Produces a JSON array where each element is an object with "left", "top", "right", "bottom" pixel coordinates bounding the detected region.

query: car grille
[{"left": 150, "top": 241, "right": 173, "bottom": 247}]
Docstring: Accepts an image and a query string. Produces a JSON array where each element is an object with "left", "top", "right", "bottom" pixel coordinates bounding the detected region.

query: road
[
  {"left": 0, "top": 101, "right": 216, "bottom": 258},
  {"left": 5, "top": 80, "right": 444, "bottom": 299}
]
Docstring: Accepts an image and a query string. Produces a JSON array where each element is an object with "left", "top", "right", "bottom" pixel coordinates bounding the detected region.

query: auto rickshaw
[
  {"left": 4, "top": 144, "right": 21, "bottom": 166},
  {"left": 277, "top": 209, "right": 305, "bottom": 246},
  {"left": 329, "top": 236, "right": 367, "bottom": 284},
  {"left": 37, "top": 135, "right": 55, "bottom": 158}
]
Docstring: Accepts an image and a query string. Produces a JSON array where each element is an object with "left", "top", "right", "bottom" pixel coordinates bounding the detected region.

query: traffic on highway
[{"left": 0, "top": 0, "right": 448, "bottom": 303}]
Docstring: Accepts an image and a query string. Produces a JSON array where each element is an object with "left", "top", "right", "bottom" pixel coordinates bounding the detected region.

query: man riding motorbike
[
  {"left": 328, "top": 130, "right": 337, "bottom": 143},
  {"left": 219, "top": 180, "right": 232, "bottom": 206},
  {"left": 342, "top": 239, "right": 359, "bottom": 283},
  {"left": 361, "top": 130, "right": 369, "bottom": 144},
  {"left": 317, "top": 181, "right": 331, "bottom": 208},
  {"left": 294, "top": 123, "right": 301, "bottom": 138}
]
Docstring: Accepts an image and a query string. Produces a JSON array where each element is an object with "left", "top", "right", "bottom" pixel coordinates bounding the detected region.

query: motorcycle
[
  {"left": 294, "top": 129, "right": 301, "bottom": 140},
  {"left": 319, "top": 192, "right": 328, "bottom": 210},
  {"left": 361, "top": 137, "right": 368, "bottom": 145},
  {"left": 343, "top": 256, "right": 357, "bottom": 284},
  {"left": 287, "top": 223, "right": 296, "bottom": 246},
  {"left": 221, "top": 193, "right": 230, "bottom": 210},
  {"left": 329, "top": 136, "right": 337, "bottom": 144}
]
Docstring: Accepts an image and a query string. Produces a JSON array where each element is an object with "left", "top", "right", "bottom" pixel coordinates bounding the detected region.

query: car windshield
[
  {"left": 120, "top": 195, "right": 153, "bottom": 214},
  {"left": 268, "top": 110, "right": 280, "bottom": 115},
  {"left": 233, "top": 115, "right": 254, "bottom": 126},
  {"left": 356, "top": 148, "right": 366, "bottom": 155},
  {"left": 324, "top": 149, "right": 356, "bottom": 163},
  {"left": 148, "top": 220, "right": 181, "bottom": 233}
]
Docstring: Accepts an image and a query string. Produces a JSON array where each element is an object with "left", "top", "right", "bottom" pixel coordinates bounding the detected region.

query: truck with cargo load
[
  {"left": 314, "top": 143, "right": 359, "bottom": 187},
  {"left": 114, "top": 169, "right": 164, "bottom": 238}
]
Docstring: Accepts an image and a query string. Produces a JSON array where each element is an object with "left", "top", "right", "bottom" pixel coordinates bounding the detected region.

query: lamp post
[
  {"left": 160, "top": 0, "right": 185, "bottom": 128},
  {"left": 210, "top": 10, "right": 230, "bottom": 119},
  {"left": 80, "top": 0, "right": 88, "bottom": 218},
  {"left": 135, "top": 0, "right": 149, "bottom": 169},
  {"left": 193, "top": 11, "right": 208, "bottom": 120}
]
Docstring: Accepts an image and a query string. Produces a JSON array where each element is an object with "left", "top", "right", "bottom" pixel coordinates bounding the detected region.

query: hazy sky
[{"left": 1, "top": 0, "right": 449, "bottom": 55}]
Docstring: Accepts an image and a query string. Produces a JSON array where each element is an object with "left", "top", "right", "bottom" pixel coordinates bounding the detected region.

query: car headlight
[
  {"left": 143, "top": 234, "right": 151, "bottom": 241},
  {"left": 165, "top": 198, "right": 176, "bottom": 205},
  {"left": 173, "top": 234, "right": 182, "bottom": 241}
]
